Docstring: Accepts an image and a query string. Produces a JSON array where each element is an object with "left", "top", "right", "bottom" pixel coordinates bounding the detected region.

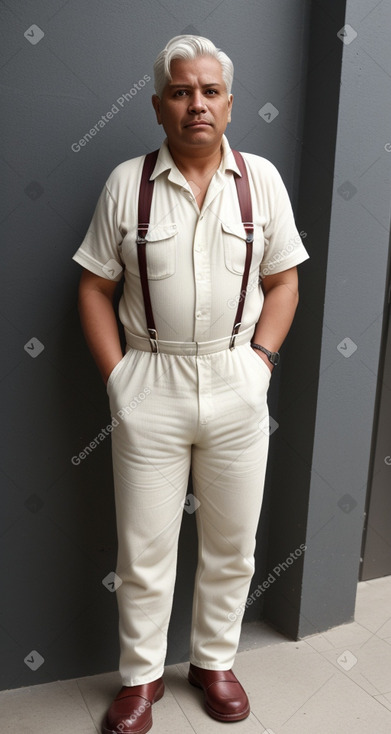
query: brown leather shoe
[
  {"left": 188, "top": 663, "right": 250, "bottom": 722},
  {"left": 101, "top": 677, "right": 164, "bottom": 734}
]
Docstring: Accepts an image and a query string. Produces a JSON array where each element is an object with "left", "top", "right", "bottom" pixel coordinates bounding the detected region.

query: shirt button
[
  {"left": 196, "top": 311, "right": 203, "bottom": 319},
  {"left": 199, "top": 215, "right": 204, "bottom": 220}
]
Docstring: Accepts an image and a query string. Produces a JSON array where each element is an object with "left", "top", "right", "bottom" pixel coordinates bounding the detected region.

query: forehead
[{"left": 168, "top": 55, "right": 224, "bottom": 86}]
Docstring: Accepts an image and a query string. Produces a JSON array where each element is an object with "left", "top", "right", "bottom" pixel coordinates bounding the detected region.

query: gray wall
[
  {"left": 263, "top": 0, "right": 391, "bottom": 638},
  {"left": 0, "top": 0, "right": 311, "bottom": 689},
  {"left": 298, "top": 0, "right": 391, "bottom": 636}
]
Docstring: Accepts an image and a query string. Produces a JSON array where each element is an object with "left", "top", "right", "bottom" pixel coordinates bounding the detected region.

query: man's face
[{"left": 152, "top": 55, "right": 233, "bottom": 155}]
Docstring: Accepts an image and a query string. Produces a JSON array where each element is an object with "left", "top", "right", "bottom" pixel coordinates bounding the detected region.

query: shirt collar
[{"left": 149, "top": 135, "right": 241, "bottom": 181}]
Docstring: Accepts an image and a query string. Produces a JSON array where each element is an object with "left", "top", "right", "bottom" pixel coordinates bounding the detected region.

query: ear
[
  {"left": 152, "top": 95, "right": 162, "bottom": 125},
  {"left": 227, "top": 94, "right": 233, "bottom": 123}
]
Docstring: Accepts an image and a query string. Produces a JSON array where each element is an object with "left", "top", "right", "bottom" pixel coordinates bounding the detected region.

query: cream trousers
[{"left": 106, "top": 333, "right": 270, "bottom": 686}]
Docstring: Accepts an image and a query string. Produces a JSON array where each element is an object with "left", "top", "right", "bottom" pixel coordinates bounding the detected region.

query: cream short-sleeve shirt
[{"left": 72, "top": 135, "right": 309, "bottom": 342}]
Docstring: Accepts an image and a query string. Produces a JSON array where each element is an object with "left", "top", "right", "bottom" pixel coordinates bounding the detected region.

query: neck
[{"left": 167, "top": 141, "right": 223, "bottom": 176}]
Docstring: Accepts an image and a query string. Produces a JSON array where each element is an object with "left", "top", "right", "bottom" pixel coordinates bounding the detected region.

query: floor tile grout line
[
  {"left": 306, "top": 633, "right": 391, "bottom": 704},
  {"left": 280, "top": 672, "right": 336, "bottom": 728},
  {"left": 161, "top": 665, "right": 199, "bottom": 732},
  {"left": 74, "top": 679, "right": 102, "bottom": 732}
]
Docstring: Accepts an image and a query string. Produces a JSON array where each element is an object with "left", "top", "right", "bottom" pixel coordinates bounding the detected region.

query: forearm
[
  {"left": 252, "top": 277, "right": 299, "bottom": 370},
  {"left": 78, "top": 288, "right": 123, "bottom": 384},
  {"left": 253, "top": 283, "right": 299, "bottom": 350}
]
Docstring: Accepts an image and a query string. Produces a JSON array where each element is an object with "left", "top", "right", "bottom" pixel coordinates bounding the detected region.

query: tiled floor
[{"left": 2, "top": 576, "right": 391, "bottom": 733}]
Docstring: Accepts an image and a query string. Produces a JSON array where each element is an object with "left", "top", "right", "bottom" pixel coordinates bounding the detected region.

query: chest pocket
[
  {"left": 122, "top": 223, "right": 177, "bottom": 280},
  {"left": 222, "top": 221, "right": 264, "bottom": 275},
  {"left": 144, "top": 223, "right": 177, "bottom": 279}
]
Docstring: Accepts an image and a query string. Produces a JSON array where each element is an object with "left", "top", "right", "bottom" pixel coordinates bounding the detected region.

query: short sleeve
[
  {"left": 72, "top": 183, "right": 124, "bottom": 281},
  {"left": 260, "top": 172, "right": 309, "bottom": 278}
]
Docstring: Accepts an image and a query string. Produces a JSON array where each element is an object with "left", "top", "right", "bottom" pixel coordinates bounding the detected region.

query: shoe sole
[
  {"left": 188, "top": 670, "right": 251, "bottom": 722},
  {"left": 101, "top": 683, "right": 164, "bottom": 734}
]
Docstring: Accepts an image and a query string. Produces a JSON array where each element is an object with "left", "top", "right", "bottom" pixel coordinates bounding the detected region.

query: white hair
[{"left": 153, "top": 35, "right": 234, "bottom": 97}]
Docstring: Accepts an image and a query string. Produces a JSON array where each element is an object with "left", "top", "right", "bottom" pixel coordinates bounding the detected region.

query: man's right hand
[{"left": 77, "top": 269, "right": 123, "bottom": 384}]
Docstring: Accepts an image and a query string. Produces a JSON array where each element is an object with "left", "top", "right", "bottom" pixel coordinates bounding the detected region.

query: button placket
[{"left": 193, "top": 215, "right": 211, "bottom": 342}]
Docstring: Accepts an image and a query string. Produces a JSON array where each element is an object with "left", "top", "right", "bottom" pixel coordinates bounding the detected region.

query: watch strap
[{"left": 251, "top": 342, "right": 280, "bottom": 366}]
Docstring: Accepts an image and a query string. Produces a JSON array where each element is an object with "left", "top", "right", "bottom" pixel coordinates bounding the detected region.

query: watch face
[{"left": 270, "top": 352, "right": 280, "bottom": 366}]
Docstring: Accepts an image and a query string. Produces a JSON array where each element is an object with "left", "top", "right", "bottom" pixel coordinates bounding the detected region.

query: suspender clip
[
  {"left": 148, "top": 328, "right": 159, "bottom": 353},
  {"left": 229, "top": 322, "right": 241, "bottom": 351},
  {"left": 243, "top": 223, "right": 254, "bottom": 244}
]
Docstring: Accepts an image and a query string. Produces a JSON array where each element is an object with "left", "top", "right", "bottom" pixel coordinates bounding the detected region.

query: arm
[
  {"left": 252, "top": 266, "right": 299, "bottom": 372},
  {"left": 77, "top": 268, "right": 123, "bottom": 384}
]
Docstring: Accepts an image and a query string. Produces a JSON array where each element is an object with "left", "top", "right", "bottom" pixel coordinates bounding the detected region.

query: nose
[{"left": 189, "top": 90, "right": 207, "bottom": 114}]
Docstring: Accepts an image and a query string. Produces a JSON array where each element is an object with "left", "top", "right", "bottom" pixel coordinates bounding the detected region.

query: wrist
[{"left": 251, "top": 342, "right": 280, "bottom": 367}]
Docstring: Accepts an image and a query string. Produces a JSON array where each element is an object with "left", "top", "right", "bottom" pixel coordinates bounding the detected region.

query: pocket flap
[
  {"left": 145, "top": 223, "right": 178, "bottom": 242},
  {"left": 221, "top": 221, "right": 247, "bottom": 240}
]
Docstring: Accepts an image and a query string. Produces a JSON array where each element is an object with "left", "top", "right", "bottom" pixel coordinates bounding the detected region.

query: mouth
[{"left": 184, "top": 121, "right": 212, "bottom": 128}]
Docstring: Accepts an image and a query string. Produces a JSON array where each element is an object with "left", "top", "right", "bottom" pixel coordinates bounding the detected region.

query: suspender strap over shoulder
[
  {"left": 137, "top": 149, "right": 159, "bottom": 352},
  {"left": 136, "top": 147, "right": 254, "bottom": 352},
  {"left": 230, "top": 150, "right": 254, "bottom": 349}
]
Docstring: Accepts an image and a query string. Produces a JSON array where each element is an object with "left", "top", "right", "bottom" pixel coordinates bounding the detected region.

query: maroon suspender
[
  {"left": 136, "top": 149, "right": 159, "bottom": 352},
  {"left": 136, "top": 148, "right": 254, "bottom": 352},
  {"left": 230, "top": 150, "right": 254, "bottom": 349}
]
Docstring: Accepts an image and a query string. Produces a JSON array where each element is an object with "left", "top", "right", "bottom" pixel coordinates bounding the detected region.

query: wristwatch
[{"left": 250, "top": 342, "right": 280, "bottom": 366}]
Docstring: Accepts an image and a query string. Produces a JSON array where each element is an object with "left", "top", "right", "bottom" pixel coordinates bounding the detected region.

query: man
[{"left": 73, "top": 35, "right": 309, "bottom": 734}]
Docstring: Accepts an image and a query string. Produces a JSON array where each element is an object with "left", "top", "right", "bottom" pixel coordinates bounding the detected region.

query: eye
[
  {"left": 205, "top": 89, "right": 218, "bottom": 95},
  {"left": 174, "top": 89, "right": 189, "bottom": 97}
]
